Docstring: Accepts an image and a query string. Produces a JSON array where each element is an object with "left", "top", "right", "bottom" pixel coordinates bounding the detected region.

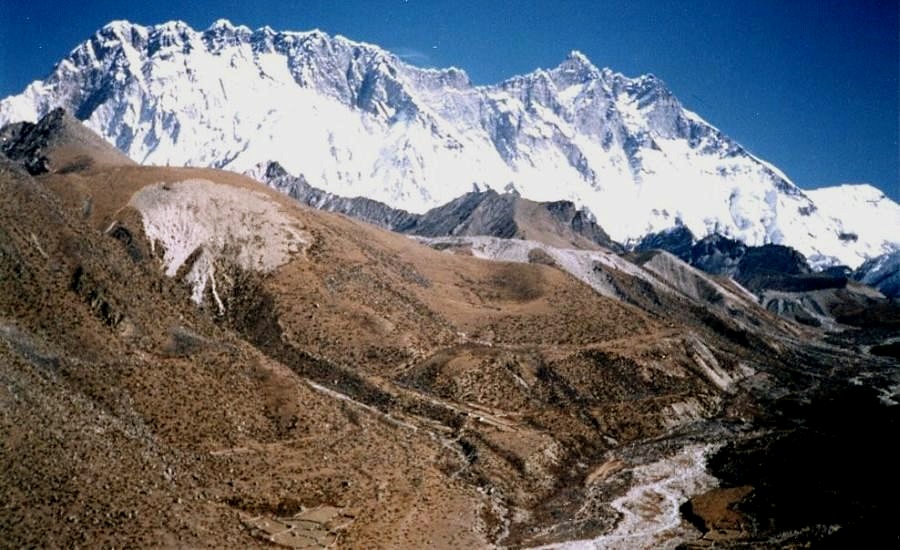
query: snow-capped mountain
[
  {"left": 2, "top": 19, "right": 897, "bottom": 268},
  {"left": 854, "top": 250, "right": 900, "bottom": 298}
]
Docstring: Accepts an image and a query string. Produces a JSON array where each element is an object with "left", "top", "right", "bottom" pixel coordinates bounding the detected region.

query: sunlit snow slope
[{"left": 2, "top": 19, "right": 897, "bottom": 267}]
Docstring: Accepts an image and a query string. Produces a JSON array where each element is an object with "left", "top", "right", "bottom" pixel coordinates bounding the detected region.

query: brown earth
[
  {"left": 680, "top": 485, "right": 754, "bottom": 545},
  {"left": 2, "top": 119, "right": 891, "bottom": 548}
]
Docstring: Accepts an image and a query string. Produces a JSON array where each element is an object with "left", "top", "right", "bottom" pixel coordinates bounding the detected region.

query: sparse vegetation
[{"left": 1, "top": 115, "right": 898, "bottom": 548}]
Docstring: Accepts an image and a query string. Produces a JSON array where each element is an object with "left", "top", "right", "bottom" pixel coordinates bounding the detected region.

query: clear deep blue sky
[{"left": 1, "top": 0, "right": 897, "bottom": 198}]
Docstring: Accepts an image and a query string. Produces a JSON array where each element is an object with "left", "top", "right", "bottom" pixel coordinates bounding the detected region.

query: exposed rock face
[
  {"left": 408, "top": 189, "right": 520, "bottom": 239},
  {"left": 252, "top": 161, "right": 422, "bottom": 232},
  {"left": 635, "top": 228, "right": 863, "bottom": 326},
  {"left": 636, "top": 228, "right": 848, "bottom": 293},
  {"left": 256, "top": 161, "right": 621, "bottom": 251},
  {"left": 635, "top": 225, "right": 695, "bottom": 262},
  {"left": 0, "top": 107, "right": 133, "bottom": 173},
  {"left": 0, "top": 120, "right": 50, "bottom": 174},
  {"left": 689, "top": 233, "right": 748, "bottom": 276}
]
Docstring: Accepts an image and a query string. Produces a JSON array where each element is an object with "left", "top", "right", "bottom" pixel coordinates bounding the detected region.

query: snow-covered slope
[
  {"left": 805, "top": 184, "right": 900, "bottom": 265},
  {"left": 854, "top": 250, "right": 900, "bottom": 298},
  {"left": 2, "top": 19, "right": 897, "bottom": 267}
]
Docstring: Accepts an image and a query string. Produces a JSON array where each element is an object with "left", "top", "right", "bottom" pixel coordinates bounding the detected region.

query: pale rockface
[{"left": 2, "top": 19, "right": 899, "bottom": 268}]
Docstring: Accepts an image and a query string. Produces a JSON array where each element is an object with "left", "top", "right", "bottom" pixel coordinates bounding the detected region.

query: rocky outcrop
[
  {"left": 0, "top": 107, "right": 133, "bottom": 173},
  {"left": 256, "top": 161, "right": 621, "bottom": 251}
]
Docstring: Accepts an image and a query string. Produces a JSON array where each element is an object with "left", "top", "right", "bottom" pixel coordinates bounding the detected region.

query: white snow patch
[{"left": 417, "top": 235, "right": 670, "bottom": 300}]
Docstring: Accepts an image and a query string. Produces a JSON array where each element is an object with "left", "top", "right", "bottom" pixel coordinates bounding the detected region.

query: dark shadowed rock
[
  {"left": 635, "top": 225, "right": 695, "bottom": 261},
  {"left": 255, "top": 161, "right": 622, "bottom": 251},
  {"left": 412, "top": 190, "right": 518, "bottom": 238},
  {"left": 0, "top": 108, "right": 133, "bottom": 174},
  {"left": 732, "top": 244, "right": 846, "bottom": 293},
  {"left": 259, "top": 161, "right": 420, "bottom": 231},
  {"left": 635, "top": 229, "right": 748, "bottom": 276},
  {"left": 821, "top": 265, "right": 852, "bottom": 278},
  {"left": 854, "top": 250, "right": 900, "bottom": 298},
  {"left": 690, "top": 234, "right": 748, "bottom": 276}
]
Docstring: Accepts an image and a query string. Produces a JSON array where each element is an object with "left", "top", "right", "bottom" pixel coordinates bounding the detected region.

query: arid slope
[{"left": 3, "top": 113, "right": 894, "bottom": 548}]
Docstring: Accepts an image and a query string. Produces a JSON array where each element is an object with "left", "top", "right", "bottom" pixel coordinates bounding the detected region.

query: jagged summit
[
  {"left": 1, "top": 19, "right": 898, "bottom": 267},
  {"left": 549, "top": 50, "right": 602, "bottom": 85},
  {"left": 566, "top": 50, "right": 593, "bottom": 64},
  {"left": 207, "top": 18, "right": 247, "bottom": 32}
]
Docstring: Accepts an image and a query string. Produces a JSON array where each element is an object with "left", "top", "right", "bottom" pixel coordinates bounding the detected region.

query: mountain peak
[
  {"left": 208, "top": 18, "right": 235, "bottom": 30},
  {"left": 551, "top": 49, "right": 601, "bottom": 86},
  {"left": 637, "top": 72, "right": 664, "bottom": 87},
  {"left": 302, "top": 28, "right": 330, "bottom": 39},
  {"left": 2, "top": 19, "right": 898, "bottom": 268},
  {"left": 137, "top": 19, "right": 193, "bottom": 38},
  {"left": 812, "top": 182, "right": 886, "bottom": 199},
  {"left": 566, "top": 49, "right": 593, "bottom": 66},
  {"left": 100, "top": 19, "right": 137, "bottom": 32}
]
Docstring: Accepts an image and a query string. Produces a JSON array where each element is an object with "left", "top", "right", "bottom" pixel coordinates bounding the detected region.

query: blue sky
[{"left": 1, "top": 0, "right": 897, "bottom": 198}]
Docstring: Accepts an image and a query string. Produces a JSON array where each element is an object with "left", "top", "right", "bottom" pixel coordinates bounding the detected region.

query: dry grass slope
[{"left": 3, "top": 116, "right": 892, "bottom": 547}]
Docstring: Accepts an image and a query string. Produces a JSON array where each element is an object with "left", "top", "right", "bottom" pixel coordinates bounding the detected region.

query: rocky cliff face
[{"left": 636, "top": 227, "right": 850, "bottom": 290}]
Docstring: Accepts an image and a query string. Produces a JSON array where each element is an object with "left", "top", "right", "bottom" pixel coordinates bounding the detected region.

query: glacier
[{"left": 1, "top": 18, "right": 897, "bottom": 268}]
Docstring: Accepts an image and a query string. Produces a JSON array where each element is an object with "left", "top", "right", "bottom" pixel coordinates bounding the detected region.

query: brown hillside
[{"left": 3, "top": 114, "right": 890, "bottom": 547}]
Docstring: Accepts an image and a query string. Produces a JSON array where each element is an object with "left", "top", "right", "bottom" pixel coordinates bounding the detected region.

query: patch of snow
[{"left": 417, "top": 235, "right": 670, "bottom": 300}]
